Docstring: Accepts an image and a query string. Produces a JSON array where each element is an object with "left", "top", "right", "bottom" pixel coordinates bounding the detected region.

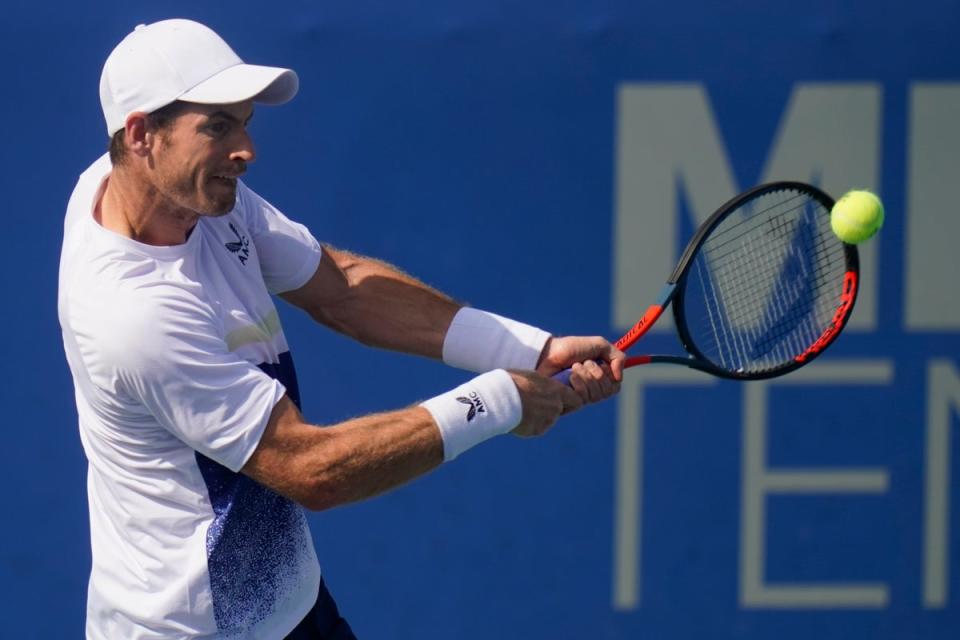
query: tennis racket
[{"left": 556, "top": 181, "right": 859, "bottom": 383}]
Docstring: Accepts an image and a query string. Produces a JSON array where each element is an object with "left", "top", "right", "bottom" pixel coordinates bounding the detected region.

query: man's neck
[{"left": 97, "top": 167, "right": 199, "bottom": 246}]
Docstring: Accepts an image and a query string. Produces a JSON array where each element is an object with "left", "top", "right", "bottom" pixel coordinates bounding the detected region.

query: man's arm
[
  {"left": 242, "top": 370, "right": 582, "bottom": 511},
  {"left": 280, "top": 245, "right": 626, "bottom": 398},
  {"left": 279, "top": 245, "right": 459, "bottom": 358},
  {"left": 255, "top": 245, "right": 624, "bottom": 509},
  {"left": 242, "top": 395, "right": 442, "bottom": 511}
]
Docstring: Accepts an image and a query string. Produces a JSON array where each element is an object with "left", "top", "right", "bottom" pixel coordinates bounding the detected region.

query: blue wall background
[{"left": 2, "top": 0, "right": 959, "bottom": 637}]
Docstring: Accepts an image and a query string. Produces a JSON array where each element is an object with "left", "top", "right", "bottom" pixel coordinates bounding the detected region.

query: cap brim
[{"left": 178, "top": 64, "right": 299, "bottom": 106}]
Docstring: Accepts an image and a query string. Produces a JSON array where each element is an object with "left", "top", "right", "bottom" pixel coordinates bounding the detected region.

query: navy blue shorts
[{"left": 285, "top": 579, "right": 357, "bottom": 639}]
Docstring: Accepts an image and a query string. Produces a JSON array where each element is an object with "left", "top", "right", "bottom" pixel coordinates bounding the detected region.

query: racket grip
[
  {"left": 552, "top": 358, "right": 612, "bottom": 386},
  {"left": 552, "top": 368, "right": 574, "bottom": 386}
]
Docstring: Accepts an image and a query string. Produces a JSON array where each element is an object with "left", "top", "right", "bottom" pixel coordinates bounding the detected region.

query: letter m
[{"left": 613, "top": 83, "right": 880, "bottom": 332}]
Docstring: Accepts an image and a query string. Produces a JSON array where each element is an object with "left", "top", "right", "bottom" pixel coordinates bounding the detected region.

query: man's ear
[{"left": 123, "top": 112, "right": 151, "bottom": 158}]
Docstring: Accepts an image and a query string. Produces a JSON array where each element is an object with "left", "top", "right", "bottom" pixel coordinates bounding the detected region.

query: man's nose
[{"left": 231, "top": 129, "right": 256, "bottom": 164}]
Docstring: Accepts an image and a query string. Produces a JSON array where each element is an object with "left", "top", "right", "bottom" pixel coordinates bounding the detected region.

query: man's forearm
[
  {"left": 280, "top": 246, "right": 553, "bottom": 374},
  {"left": 242, "top": 368, "right": 559, "bottom": 511},
  {"left": 244, "top": 396, "right": 446, "bottom": 511},
  {"left": 281, "top": 246, "right": 461, "bottom": 359}
]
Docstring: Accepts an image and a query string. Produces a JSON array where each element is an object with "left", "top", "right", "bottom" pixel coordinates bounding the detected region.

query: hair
[{"left": 108, "top": 100, "right": 190, "bottom": 166}]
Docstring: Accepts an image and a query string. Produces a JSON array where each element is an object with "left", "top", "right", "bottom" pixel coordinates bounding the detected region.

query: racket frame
[{"left": 618, "top": 181, "right": 860, "bottom": 380}]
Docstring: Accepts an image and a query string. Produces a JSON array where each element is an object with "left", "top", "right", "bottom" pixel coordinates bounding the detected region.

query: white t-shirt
[{"left": 59, "top": 154, "right": 324, "bottom": 639}]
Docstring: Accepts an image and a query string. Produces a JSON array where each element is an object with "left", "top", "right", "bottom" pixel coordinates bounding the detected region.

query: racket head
[{"left": 671, "top": 182, "right": 859, "bottom": 380}]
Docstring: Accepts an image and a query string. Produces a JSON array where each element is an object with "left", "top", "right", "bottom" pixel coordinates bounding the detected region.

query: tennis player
[{"left": 58, "top": 19, "right": 622, "bottom": 640}]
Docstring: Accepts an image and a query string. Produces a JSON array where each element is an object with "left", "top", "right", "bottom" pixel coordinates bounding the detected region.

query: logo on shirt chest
[{"left": 225, "top": 222, "right": 250, "bottom": 265}]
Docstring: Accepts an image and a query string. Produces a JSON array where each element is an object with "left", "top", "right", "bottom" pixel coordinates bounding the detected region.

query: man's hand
[
  {"left": 507, "top": 370, "right": 583, "bottom": 438},
  {"left": 535, "top": 336, "right": 625, "bottom": 404}
]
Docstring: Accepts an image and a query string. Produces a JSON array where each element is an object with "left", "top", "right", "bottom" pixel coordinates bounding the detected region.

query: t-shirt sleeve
[
  {"left": 236, "top": 181, "right": 322, "bottom": 294},
  {"left": 106, "top": 286, "right": 287, "bottom": 472}
]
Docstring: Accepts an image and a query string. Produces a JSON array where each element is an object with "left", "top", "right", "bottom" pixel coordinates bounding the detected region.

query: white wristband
[
  {"left": 442, "top": 307, "right": 551, "bottom": 372},
  {"left": 420, "top": 369, "right": 522, "bottom": 461}
]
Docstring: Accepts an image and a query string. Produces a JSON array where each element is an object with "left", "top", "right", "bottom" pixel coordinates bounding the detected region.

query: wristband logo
[{"left": 456, "top": 391, "right": 487, "bottom": 422}]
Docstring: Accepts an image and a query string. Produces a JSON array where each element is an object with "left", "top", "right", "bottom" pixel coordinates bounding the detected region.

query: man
[{"left": 59, "top": 19, "right": 623, "bottom": 639}]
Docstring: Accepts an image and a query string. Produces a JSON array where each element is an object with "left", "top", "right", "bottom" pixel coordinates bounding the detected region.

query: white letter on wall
[{"left": 740, "top": 361, "right": 892, "bottom": 608}]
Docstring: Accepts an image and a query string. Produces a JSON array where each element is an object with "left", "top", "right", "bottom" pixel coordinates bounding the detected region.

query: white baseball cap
[{"left": 100, "top": 19, "right": 299, "bottom": 135}]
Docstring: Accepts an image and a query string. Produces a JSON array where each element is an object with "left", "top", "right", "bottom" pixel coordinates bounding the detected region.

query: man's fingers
[
  {"left": 599, "top": 361, "right": 621, "bottom": 397},
  {"left": 559, "top": 383, "right": 583, "bottom": 414},
  {"left": 510, "top": 370, "right": 586, "bottom": 436},
  {"left": 510, "top": 356, "right": 619, "bottom": 437},
  {"left": 567, "top": 362, "right": 587, "bottom": 398},
  {"left": 608, "top": 348, "right": 626, "bottom": 382},
  {"left": 590, "top": 360, "right": 615, "bottom": 398},
  {"left": 568, "top": 359, "right": 620, "bottom": 403},
  {"left": 581, "top": 360, "right": 605, "bottom": 402}
]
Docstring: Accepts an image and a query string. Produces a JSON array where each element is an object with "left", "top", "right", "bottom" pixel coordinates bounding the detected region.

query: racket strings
[
  {"left": 683, "top": 189, "right": 847, "bottom": 374},
  {"left": 705, "top": 238, "right": 842, "bottom": 286},
  {"left": 711, "top": 203, "right": 839, "bottom": 369},
  {"left": 705, "top": 236, "right": 837, "bottom": 369},
  {"left": 699, "top": 195, "right": 815, "bottom": 263},
  {"left": 705, "top": 244, "right": 845, "bottom": 324},
  {"left": 698, "top": 204, "right": 834, "bottom": 324},
  {"left": 695, "top": 192, "right": 809, "bottom": 249}
]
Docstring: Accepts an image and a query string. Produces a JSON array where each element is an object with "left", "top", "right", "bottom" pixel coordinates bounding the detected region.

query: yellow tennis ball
[{"left": 830, "top": 190, "right": 884, "bottom": 244}]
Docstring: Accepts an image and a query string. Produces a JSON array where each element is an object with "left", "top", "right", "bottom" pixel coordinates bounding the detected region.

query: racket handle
[{"left": 553, "top": 355, "right": 652, "bottom": 386}]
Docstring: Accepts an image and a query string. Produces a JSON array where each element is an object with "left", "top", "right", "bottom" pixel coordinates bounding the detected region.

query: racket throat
[{"left": 615, "top": 284, "right": 676, "bottom": 352}]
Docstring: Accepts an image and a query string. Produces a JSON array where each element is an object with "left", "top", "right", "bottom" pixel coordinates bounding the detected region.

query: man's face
[{"left": 148, "top": 101, "right": 256, "bottom": 216}]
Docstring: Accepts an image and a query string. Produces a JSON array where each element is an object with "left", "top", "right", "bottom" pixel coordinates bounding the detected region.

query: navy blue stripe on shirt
[
  {"left": 260, "top": 350, "right": 302, "bottom": 409},
  {"left": 196, "top": 350, "right": 312, "bottom": 633}
]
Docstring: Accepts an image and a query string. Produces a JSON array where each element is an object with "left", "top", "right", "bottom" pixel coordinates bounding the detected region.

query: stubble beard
[{"left": 164, "top": 173, "right": 237, "bottom": 218}]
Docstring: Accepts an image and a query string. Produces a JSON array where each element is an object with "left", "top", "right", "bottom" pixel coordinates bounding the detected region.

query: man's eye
[{"left": 208, "top": 122, "right": 229, "bottom": 135}]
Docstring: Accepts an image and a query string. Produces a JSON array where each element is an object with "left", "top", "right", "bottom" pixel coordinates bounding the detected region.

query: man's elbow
[
  {"left": 288, "top": 469, "right": 353, "bottom": 513},
  {"left": 295, "top": 489, "right": 339, "bottom": 513}
]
